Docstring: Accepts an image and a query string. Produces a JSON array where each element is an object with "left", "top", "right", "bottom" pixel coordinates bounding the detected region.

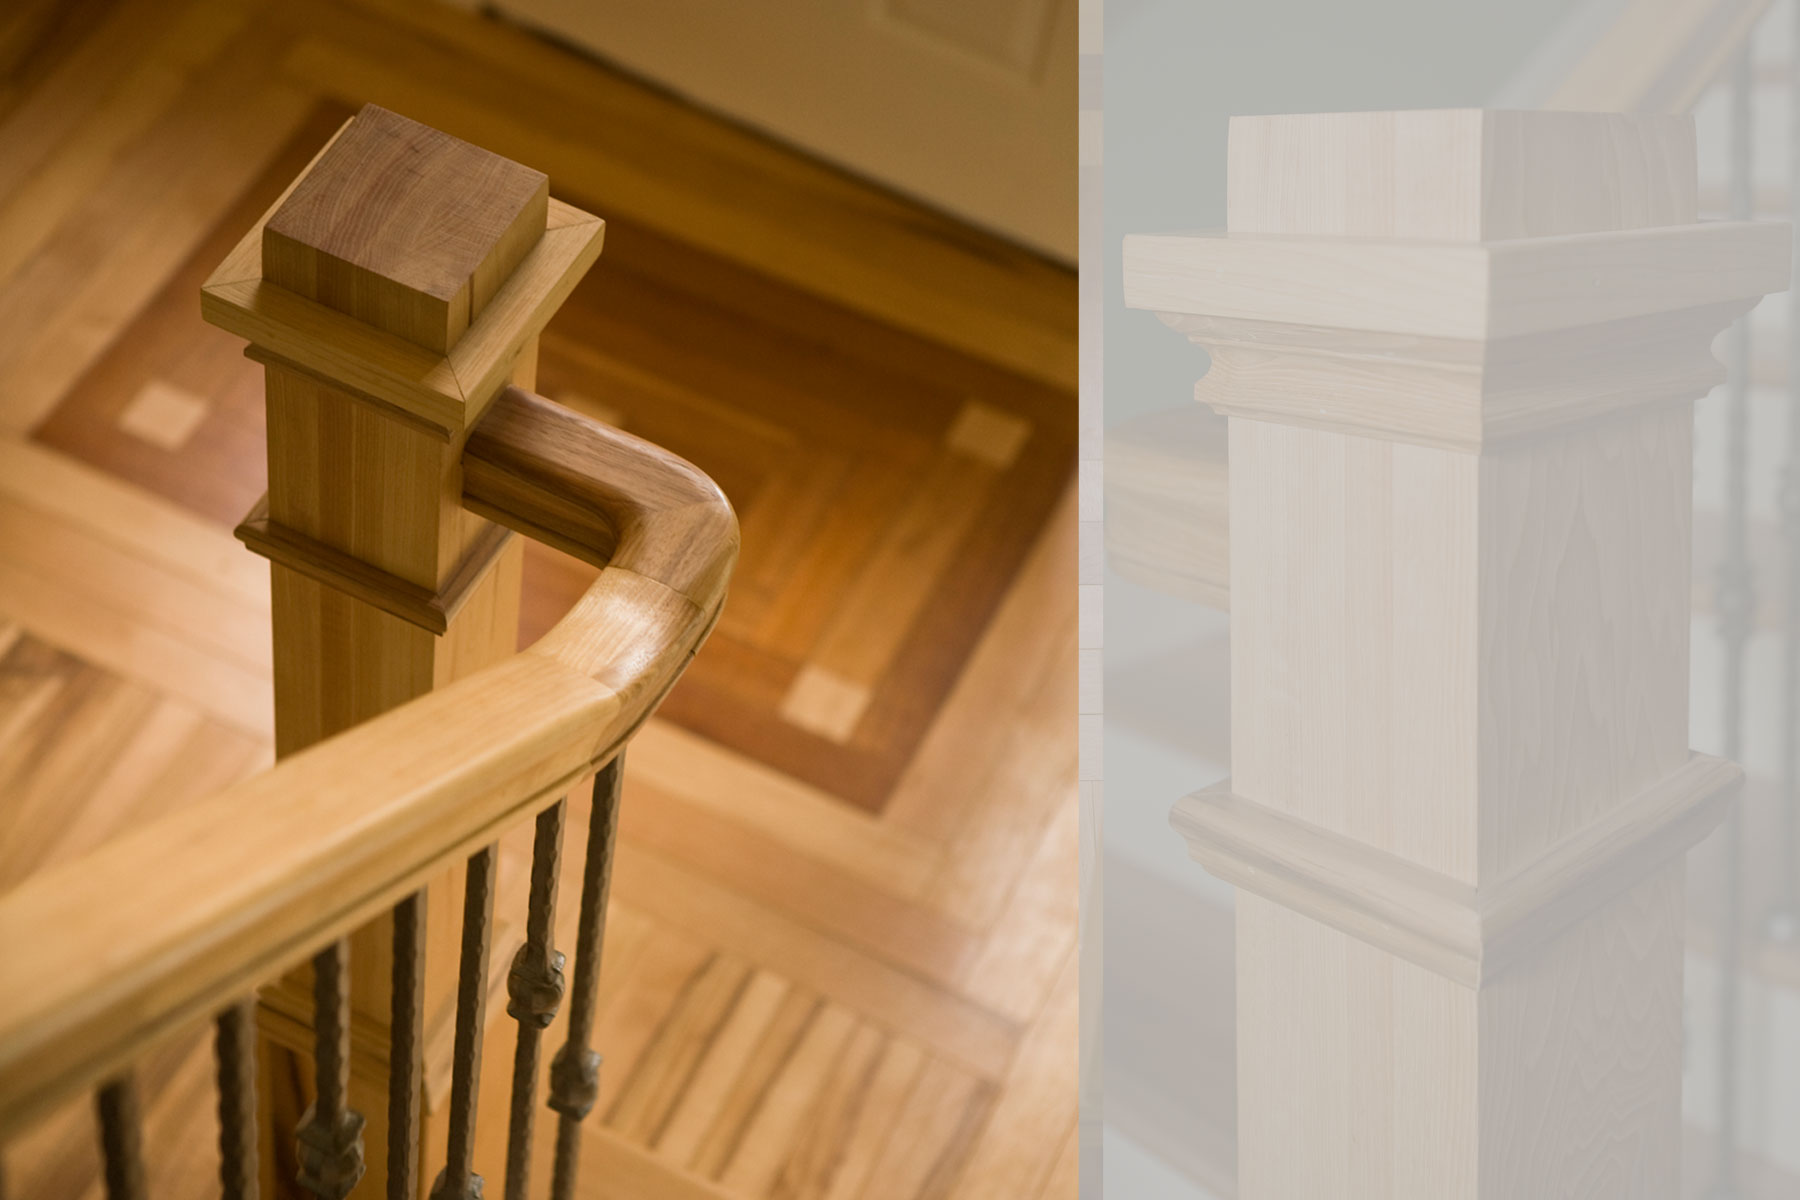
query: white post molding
[{"left": 1124, "top": 110, "right": 1790, "bottom": 1198}]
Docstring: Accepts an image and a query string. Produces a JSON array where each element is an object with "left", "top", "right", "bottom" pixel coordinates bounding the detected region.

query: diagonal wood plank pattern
[
  {"left": 0, "top": 1, "right": 1076, "bottom": 1197},
  {"left": 35, "top": 101, "right": 1076, "bottom": 814}
]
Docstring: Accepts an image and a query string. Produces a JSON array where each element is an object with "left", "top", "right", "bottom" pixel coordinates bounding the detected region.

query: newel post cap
[
  {"left": 1122, "top": 109, "right": 1791, "bottom": 449},
  {"left": 262, "top": 104, "right": 550, "bottom": 357},
  {"left": 200, "top": 103, "right": 605, "bottom": 438}
]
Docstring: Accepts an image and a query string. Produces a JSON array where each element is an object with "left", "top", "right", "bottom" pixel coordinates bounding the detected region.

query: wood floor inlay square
[
  {"left": 33, "top": 102, "right": 1075, "bottom": 815},
  {"left": 946, "top": 399, "right": 1033, "bottom": 468},
  {"left": 780, "top": 665, "right": 873, "bottom": 743},
  {"left": 116, "top": 380, "right": 210, "bottom": 451}
]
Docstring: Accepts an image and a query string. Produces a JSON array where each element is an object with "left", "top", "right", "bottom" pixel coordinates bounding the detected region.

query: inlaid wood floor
[
  {"left": 33, "top": 100, "right": 1075, "bottom": 813},
  {"left": 0, "top": 1, "right": 1077, "bottom": 1197}
]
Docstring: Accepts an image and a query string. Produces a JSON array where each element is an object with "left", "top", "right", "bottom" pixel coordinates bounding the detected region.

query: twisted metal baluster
[
  {"left": 95, "top": 1077, "right": 148, "bottom": 1200},
  {"left": 297, "top": 940, "right": 365, "bottom": 1199},
  {"left": 215, "top": 1000, "right": 260, "bottom": 1200},
  {"left": 505, "top": 801, "right": 568, "bottom": 1200},
  {"left": 1708, "top": 44, "right": 1757, "bottom": 1200},
  {"left": 1769, "top": 0, "right": 1800, "bottom": 949},
  {"left": 548, "top": 757, "right": 626, "bottom": 1200},
  {"left": 431, "top": 846, "right": 499, "bottom": 1200},
  {"left": 389, "top": 891, "right": 428, "bottom": 1200}
]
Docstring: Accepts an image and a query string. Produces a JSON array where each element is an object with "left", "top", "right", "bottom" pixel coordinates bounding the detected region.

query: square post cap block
[
  {"left": 1226, "top": 109, "right": 1698, "bottom": 241},
  {"left": 203, "top": 109, "right": 603, "bottom": 436},
  {"left": 262, "top": 104, "right": 550, "bottom": 355}
]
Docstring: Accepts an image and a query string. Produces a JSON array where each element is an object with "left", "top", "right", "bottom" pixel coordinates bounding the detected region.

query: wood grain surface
[
  {"left": 263, "top": 103, "right": 548, "bottom": 355},
  {"left": 0, "top": 4, "right": 1076, "bottom": 1197}
]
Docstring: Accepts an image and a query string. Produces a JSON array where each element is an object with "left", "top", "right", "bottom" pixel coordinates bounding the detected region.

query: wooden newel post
[
  {"left": 1125, "top": 111, "right": 1789, "bottom": 1197},
  {"left": 201, "top": 105, "right": 605, "bottom": 1196}
]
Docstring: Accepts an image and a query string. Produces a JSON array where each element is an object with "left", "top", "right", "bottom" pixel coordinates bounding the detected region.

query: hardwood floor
[
  {"left": 0, "top": 2, "right": 1076, "bottom": 1197},
  {"left": 35, "top": 99, "right": 1075, "bottom": 812}
]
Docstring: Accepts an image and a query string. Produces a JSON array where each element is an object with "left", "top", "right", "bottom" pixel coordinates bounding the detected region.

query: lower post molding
[
  {"left": 1171, "top": 752, "right": 1740, "bottom": 986},
  {"left": 235, "top": 494, "right": 516, "bottom": 636}
]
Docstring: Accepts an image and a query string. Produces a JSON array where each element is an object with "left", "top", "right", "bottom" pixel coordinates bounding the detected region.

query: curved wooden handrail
[
  {"left": 0, "top": 390, "right": 737, "bottom": 1140},
  {"left": 464, "top": 386, "right": 736, "bottom": 608}
]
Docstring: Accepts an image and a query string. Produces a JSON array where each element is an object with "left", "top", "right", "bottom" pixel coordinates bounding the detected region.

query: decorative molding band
[
  {"left": 1477, "top": 754, "right": 1739, "bottom": 976},
  {"left": 235, "top": 495, "right": 515, "bottom": 635},
  {"left": 1123, "top": 222, "right": 1789, "bottom": 342},
  {"left": 1161, "top": 301, "right": 1746, "bottom": 451},
  {"left": 1170, "top": 753, "right": 1741, "bottom": 987}
]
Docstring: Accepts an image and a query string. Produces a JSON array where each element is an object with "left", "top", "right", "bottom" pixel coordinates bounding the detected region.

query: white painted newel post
[{"left": 1124, "top": 111, "right": 1789, "bottom": 1197}]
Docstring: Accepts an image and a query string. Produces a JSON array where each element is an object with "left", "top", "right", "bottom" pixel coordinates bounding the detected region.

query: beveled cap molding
[
  {"left": 1123, "top": 223, "right": 1785, "bottom": 448},
  {"left": 1170, "top": 752, "right": 1740, "bottom": 987},
  {"left": 200, "top": 114, "right": 604, "bottom": 436},
  {"left": 235, "top": 495, "right": 514, "bottom": 635},
  {"left": 1123, "top": 221, "right": 1787, "bottom": 343},
  {"left": 1157, "top": 301, "right": 1748, "bottom": 451}
]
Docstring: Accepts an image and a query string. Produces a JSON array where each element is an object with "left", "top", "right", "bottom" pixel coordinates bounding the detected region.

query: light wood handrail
[{"left": 0, "top": 390, "right": 737, "bottom": 1142}]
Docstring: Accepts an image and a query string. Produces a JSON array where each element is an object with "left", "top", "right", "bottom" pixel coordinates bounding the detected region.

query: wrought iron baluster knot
[
  {"left": 297, "top": 1105, "right": 366, "bottom": 1200},
  {"left": 506, "top": 942, "right": 566, "bottom": 1028},
  {"left": 547, "top": 1045, "right": 602, "bottom": 1120},
  {"left": 429, "top": 1173, "right": 485, "bottom": 1200}
]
